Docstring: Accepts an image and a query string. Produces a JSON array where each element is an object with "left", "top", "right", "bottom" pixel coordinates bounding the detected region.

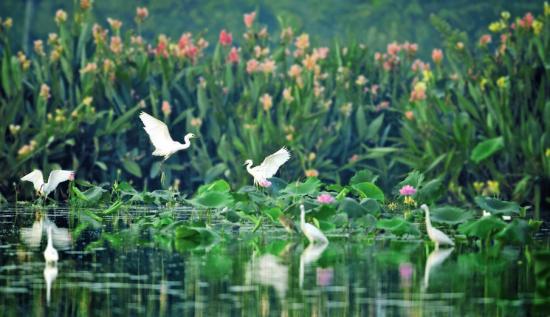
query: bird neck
[
  {"left": 245, "top": 161, "right": 254, "bottom": 173},
  {"left": 180, "top": 136, "right": 192, "bottom": 149},
  {"left": 300, "top": 208, "right": 305, "bottom": 228},
  {"left": 425, "top": 210, "right": 432, "bottom": 230}
]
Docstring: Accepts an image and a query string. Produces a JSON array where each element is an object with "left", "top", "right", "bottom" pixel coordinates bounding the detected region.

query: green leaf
[
  {"left": 495, "top": 219, "right": 532, "bottom": 245},
  {"left": 263, "top": 207, "right": 283, "bottom": 222},
  {"left": 339, "top": 198, "right": 368, "bottom": 219},
  {"left": 352, "top": 182, "right": 384, "bottom": 202},
  {"left": 122, "top": 159, "right": 142, "bottom": 178},
  {"left": 471, "top": 137, "right": 504, "bottom": 164},
  {"left": 474, "top": 196, "right": 520, "bottom": 216},
  {"left": 193, "top": 191, "right": 233, "bottom": 208},
  {"left": 197, "top": 179, "right": 231, "bottom": 195},
  {"left": 376, "top": 217, "right": 420, "bottom": 236},
  {"left": 350, "top": 170, "right": 377, "bottom": 185},
  {"left": 458, "top": 216, "right": 506, "bottom": 240},
  {"left": 283, "top": 177, "right": 321, "bottom": 195},
  {"left": 430, "top": 206, "right": 474, "bottom": 225}
]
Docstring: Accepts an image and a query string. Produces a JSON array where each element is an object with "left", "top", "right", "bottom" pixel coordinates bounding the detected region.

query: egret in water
[
  {"left": 244, "top": 147, "right": 290, "bottom": 186},
  {"left": 300, "top": 204, "right": 328, "bottom": 245},
  {"left": 21, "top": 170, "right": 75, "bottom": 198},
  {"left": 421, "top": 204, "right": 454, "bottom": 249},
  {"left": 139, "top": 112, "right": 197, "bottom": 161},
  {"left": 43, "top": 227, "right": 59, "bottom": 264}
]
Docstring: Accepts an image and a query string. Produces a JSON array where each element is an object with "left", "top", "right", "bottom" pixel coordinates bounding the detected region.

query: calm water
[{"left": 0, "top": 207, "right": 549, "bottom": 316}]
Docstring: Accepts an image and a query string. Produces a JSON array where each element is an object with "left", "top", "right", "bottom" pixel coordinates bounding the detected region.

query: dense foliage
[{"left": 0, "top": 3, "right": 548, "bottom": 216}]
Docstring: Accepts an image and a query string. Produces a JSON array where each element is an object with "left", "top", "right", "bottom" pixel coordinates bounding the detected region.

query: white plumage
[
  {"left": 421, "top": 204, "right": 454, "bottom": 249},
  {"left": 43, "top": 263, "right": 58, "bottom": 306},
  {"left": 300, "top": 204, "right": 328, "bottom": 245},
  {"left": 139, "top": 112, "right": 196, "bottom": 161},
  {"left": 21, "top": 169, "right": 74, "bottom": 197},
  {"left": 244, "top": 147, "right": 290, "bottom": 185},
  {"left": 43, "top": 226, "right": 59, "bottom": 264}
]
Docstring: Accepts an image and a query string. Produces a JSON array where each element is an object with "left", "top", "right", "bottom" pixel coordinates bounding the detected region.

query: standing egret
[
  {"left": 139, "top": 112, "right": 197, "bottom": 161},
  {"left": 244, "top": 147, "right": 290, "bottom": 186},
  {"left": 21, "top": 170, "right": 75, "bottom": 198},
  {"left": 300, "top": 204, "right": 328, "bottom": 245},
  {"left": 421, "top": 204, "right": 454, "bottom": 249},
  {"left": 43, "top": 227, "right": 59, "bottom": 264}
]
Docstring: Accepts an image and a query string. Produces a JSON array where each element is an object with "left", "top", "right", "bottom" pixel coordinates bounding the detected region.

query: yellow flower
[
  {"left": 34, "top": 40, "right": 44, "bottom": 56},
  {"left": 533, "top": 20, "right": 543, "bottom": 35},
  {"left": 305, "top": 169, "right": 319, "bottom": 177},
  {"left": 546, "top": 148, "right": 550, "bottom": 157},
  {"left": 486, "top": 180, "right": 500, "bottom": 195},
  {"left": 545, "top": 2, "right": 550, "bottom": 16},
  {"left": 501, "top": 11, "right": 511, "bottom": 20},
  {"left": 480, "top": 78, "right": 488, "bottom": 90},
  {"left": 82, "top": 97, "right": 93, "bottom": 106},
  {"left": 489, "top": 21, "right": 506, "bottom": 33},
  {"left": 39, "top": 84, "right": 51, "bottom": 100},
  {"left": 387, "top": 202, "right": 398, "bottom": 211},
  {"left": 422, "top": 70, "right": 433, "bottom": 83},
  {"left": 496, "top": 76, "right": 508, "bottom": 89},
  {"left": 107, "top": 18, "right": 123, "bottom": 31},
  {"left": 302, "top": 53, "right": 317, "bottom": 71},
  {"left": 308, "top": 152, "right": 316, "bottom": 161},
  {"left": 295, "top": 33, "right": 309, "bottom": 51},
  {"left": 55, "top": 10, "right": 67, "bottom": 24},
  {"left": 355, "top": 75, "right": 367, "bottom": 86},
  {"left": 191, "top": 117, "right": 202, "bottom": 127},
  {"left": 473, "top": 181, "right": 485, "bottom": 193},
  {"left": 282, "top": 88, "right": 294, "bottom": 103},
  {"left": 3, "top": 17, "right": 13, "bottom": 29},
  {"left": 403, "top": 196, "right": 416, "bottom": 206}
]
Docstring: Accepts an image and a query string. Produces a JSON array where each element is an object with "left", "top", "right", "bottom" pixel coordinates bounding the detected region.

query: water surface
[{"left": 0, "top": 207, "right": 549, "bottom": 316}]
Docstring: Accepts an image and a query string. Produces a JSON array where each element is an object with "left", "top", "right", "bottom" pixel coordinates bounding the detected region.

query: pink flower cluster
[
  {"left": 399, "top": 185, "right": 416, "bottom": 196},
  {"left": 219, "top": 29, "right": 232, "bottom": 46},
  {"left": 259, "top": 179, "right": 272, "bottom": 188},
  {"left": 317, "top": 193, "right": 335, "bottom": 204}
]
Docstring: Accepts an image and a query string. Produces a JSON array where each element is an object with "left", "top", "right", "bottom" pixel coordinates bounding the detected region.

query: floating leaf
[
  {"left": 376, "top": 217, "right": 420, "bottom": 236},
  {"left": 263, "top": 207, "right": 283, "bottom": 222},
  {"left": 474, "top": 196, "right": 520, "bottom": 216},
  {"left": 352, "top": 182, "right": 384, "bottom": 202},
  {"left": 430, "top": 206, "right": 474, "bottom": 225},
  {"left": 283, "top": 177, "right": 321, "bottom": 195},
  {"left": 197, "top": 179, "right": 231, "bottom": 195},
  {"left": 495, "top": 219, "right": 532, "bottom": 245},
  {"left": 471, "top": 137, "right": 504, "bottom": 163},
  {"left": 339, "top": 198, "right": 368, "bottom": 219},
  {"left": 193, "top": 191, "right": 233, "bottom": 208}
]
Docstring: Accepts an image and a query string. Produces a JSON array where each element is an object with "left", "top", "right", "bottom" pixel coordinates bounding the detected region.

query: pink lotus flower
[
  {"left": 518, "top": 12, "right": 534, "bottom": 29},
  {"left": 479, "top": 34, "right": 492, "bottom": 46},
  {"left": 399, "top": 185, "right": 416, "bottom": 196},
  {"left": 219, "top": 29, "right": 232, "bottom": 46},
  {"left": 431, "top": 49, "right": 443, "bottom": 65},
  {"left": 399, "top": 262, "right": 413, "bottom": 280},
  {"left": 259, "top": 179, "right": 272, "bottom": 188},
  {"left": 316, "top": 267, "right": 334, "bottom": 287},
  {"left": 246, "top": 59, "right": 259, "bottom": 74},
  {"left": 228, "top": 47, "right": 239, "bottom": 64},
  {"left": 317, "top": 193, "right": 335, "bottom": 204},
  {"left": 387, "top": 42, "right": 401, "bottom": 56},
  {"left": 243, "top": 12, "right": 256, "bottom": 28}
]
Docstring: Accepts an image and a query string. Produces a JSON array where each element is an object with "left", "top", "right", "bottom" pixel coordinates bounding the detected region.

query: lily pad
[
  {"left": 430, "top": 206, "right": 474, "bottom": 225},
  {"left": 283, "top": 177, "right": 321, "bottom": 195},
  {"left": 474, "top": 196, "right": 520, "bottom": 216},
  {"left": 193, "top": 191, "right": 233, "bottom": 208},
  {"left": 376, "top": 217, "right": 420, "bottom": 236},
  {"left": 339, "top": 198, "right": 368, "bottom": 219},
  {"left": 495, "top": 219, "right": 532, "bottom": 245},
  {"left": 458, "top": 216, "right": 506, "bottom": 240},
  {"left": 352, "top": 182, "right": 384, "bottom": 202}
]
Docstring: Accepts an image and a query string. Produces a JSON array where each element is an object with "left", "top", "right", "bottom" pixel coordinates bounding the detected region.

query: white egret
[
  {"left": 421, "top": 204, "right": 454, "bottom": 249},
  {"left": 422, "top": 247, "right": 453, "bottom": 291},
  {"left": 21, "top": 170, "right": 75, "bottom": 198},
  {"left": 300, "top": 204, "right": 328, "bottom": 245},
  {"left": 139, "top": 112, "right": 197, "bottom": 161},
  {"left": 43, "top": 227, "right": 59, "bottom": 264},
  {"left": 299, "top": 242, "right": 328, "bottom": 288},
  {"left": 43, "top": 263, "right": 58, "bottom": 306},
  {"left": 244, "top": 147, "right": 290, "bottom": 186}
]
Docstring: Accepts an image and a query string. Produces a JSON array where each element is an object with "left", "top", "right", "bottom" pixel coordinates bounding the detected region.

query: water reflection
[
  {"left": 422, "top": 248, "right": 453, "bottom": 291},
  {"left": 0, "top": 209, "right": 548, "bottom": 315},
  {"left": 300, "top": 242, "right": 328, "bottom": 288}
]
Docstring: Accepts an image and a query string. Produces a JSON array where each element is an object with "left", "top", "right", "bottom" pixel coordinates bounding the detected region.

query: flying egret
[
  {"left": 139, "top": 112, "right": 197, "bottom": 161},
  {"left": 300, "top": 204, "right": 328, "bottom": 245},
  {"left": 421, "top": 204, "right": 454, "bottom": 249},
  {"left": 43, "top": 227, "right": 59, "bottom": 264},
  {"left": 244, "top": 147, "right": 290, "bottom": 186},
  {"left": 21, "top": 169, "right": 75, "bottom": 198}
]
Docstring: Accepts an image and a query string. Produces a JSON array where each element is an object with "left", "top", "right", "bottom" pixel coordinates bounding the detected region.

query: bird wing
[
  {"left": 44, "top": 170, "right": 74, "bottom": 194},
  {"left": 432, "top": 228, "right": 454, "bottom": 246},
  {"left": 139, "top": 112, "right": 175, "bottom": 150},
  {"left": 258, "top": 147, "right": 291, "bottom": 179},
  {"left": 21, "top": 170, "right": 45, "bottom": 192}
]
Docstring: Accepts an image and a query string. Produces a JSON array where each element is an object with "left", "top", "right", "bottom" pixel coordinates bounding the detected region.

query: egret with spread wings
[
  {"left": 21, "top": 169, "right": 75, "bottom": 198},
  {"left": 139, "top": 112, "right": 197, "bottom": 161},
  {"left": 244, "top": 147, "right": 291, "bottom": 186}
]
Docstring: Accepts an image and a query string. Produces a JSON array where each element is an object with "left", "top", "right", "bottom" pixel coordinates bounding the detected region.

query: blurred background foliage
[{"left": 0, "top": 0, "right": 542, "bottom": 56}]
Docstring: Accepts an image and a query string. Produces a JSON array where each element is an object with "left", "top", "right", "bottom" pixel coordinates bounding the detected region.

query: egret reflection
[
  {"left": 20, "top": 213, "right": 72, "bottom": 251},
  {"left": 43, "top": 263, "right": 58, "bottom": 306},
  {"left": 422, "top": 247, "right": 454, "bottom": 291},
  {"left": 245, "top": 254, "right": 288, "bottom": 300},
  {"left": 299, "top": 242, "right": 328, "bottom": 288}
]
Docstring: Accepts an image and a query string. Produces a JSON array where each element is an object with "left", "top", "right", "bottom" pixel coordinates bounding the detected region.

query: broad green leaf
[
  {"left": 339, "top": 198, "right": 368, "bottom": 219},
  {"left": 193, "top": 191, "right": 233, "bottom": 208},
  {"left": 430, "top": 206, "right": 474, "bottom": 225},
  {"left": 471, "top": 137, "right": 504, "bottom": 163},
  {"left": 376, "top": 217, "right": 420, "bottom": 236},
  {"left": 352, "top": 182, "right": 384, "bottom": 202},
  {"left": 283, "top": 177, "right": 321, "bottom": 195},
  {"left": 474, "top": 196, "right": 520, "bottom": 216},
  {"left": 122, "top": 159, "right": 142, "bottom": 178},
  {"left": 495, "top": 219, "right": 532, "bottom": 245},
  {"left": 458, "top": 216, "right": 506, "bottom": 240},
  {"left": 350, "top": 170, "right": 377, "bottom": 185}
]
